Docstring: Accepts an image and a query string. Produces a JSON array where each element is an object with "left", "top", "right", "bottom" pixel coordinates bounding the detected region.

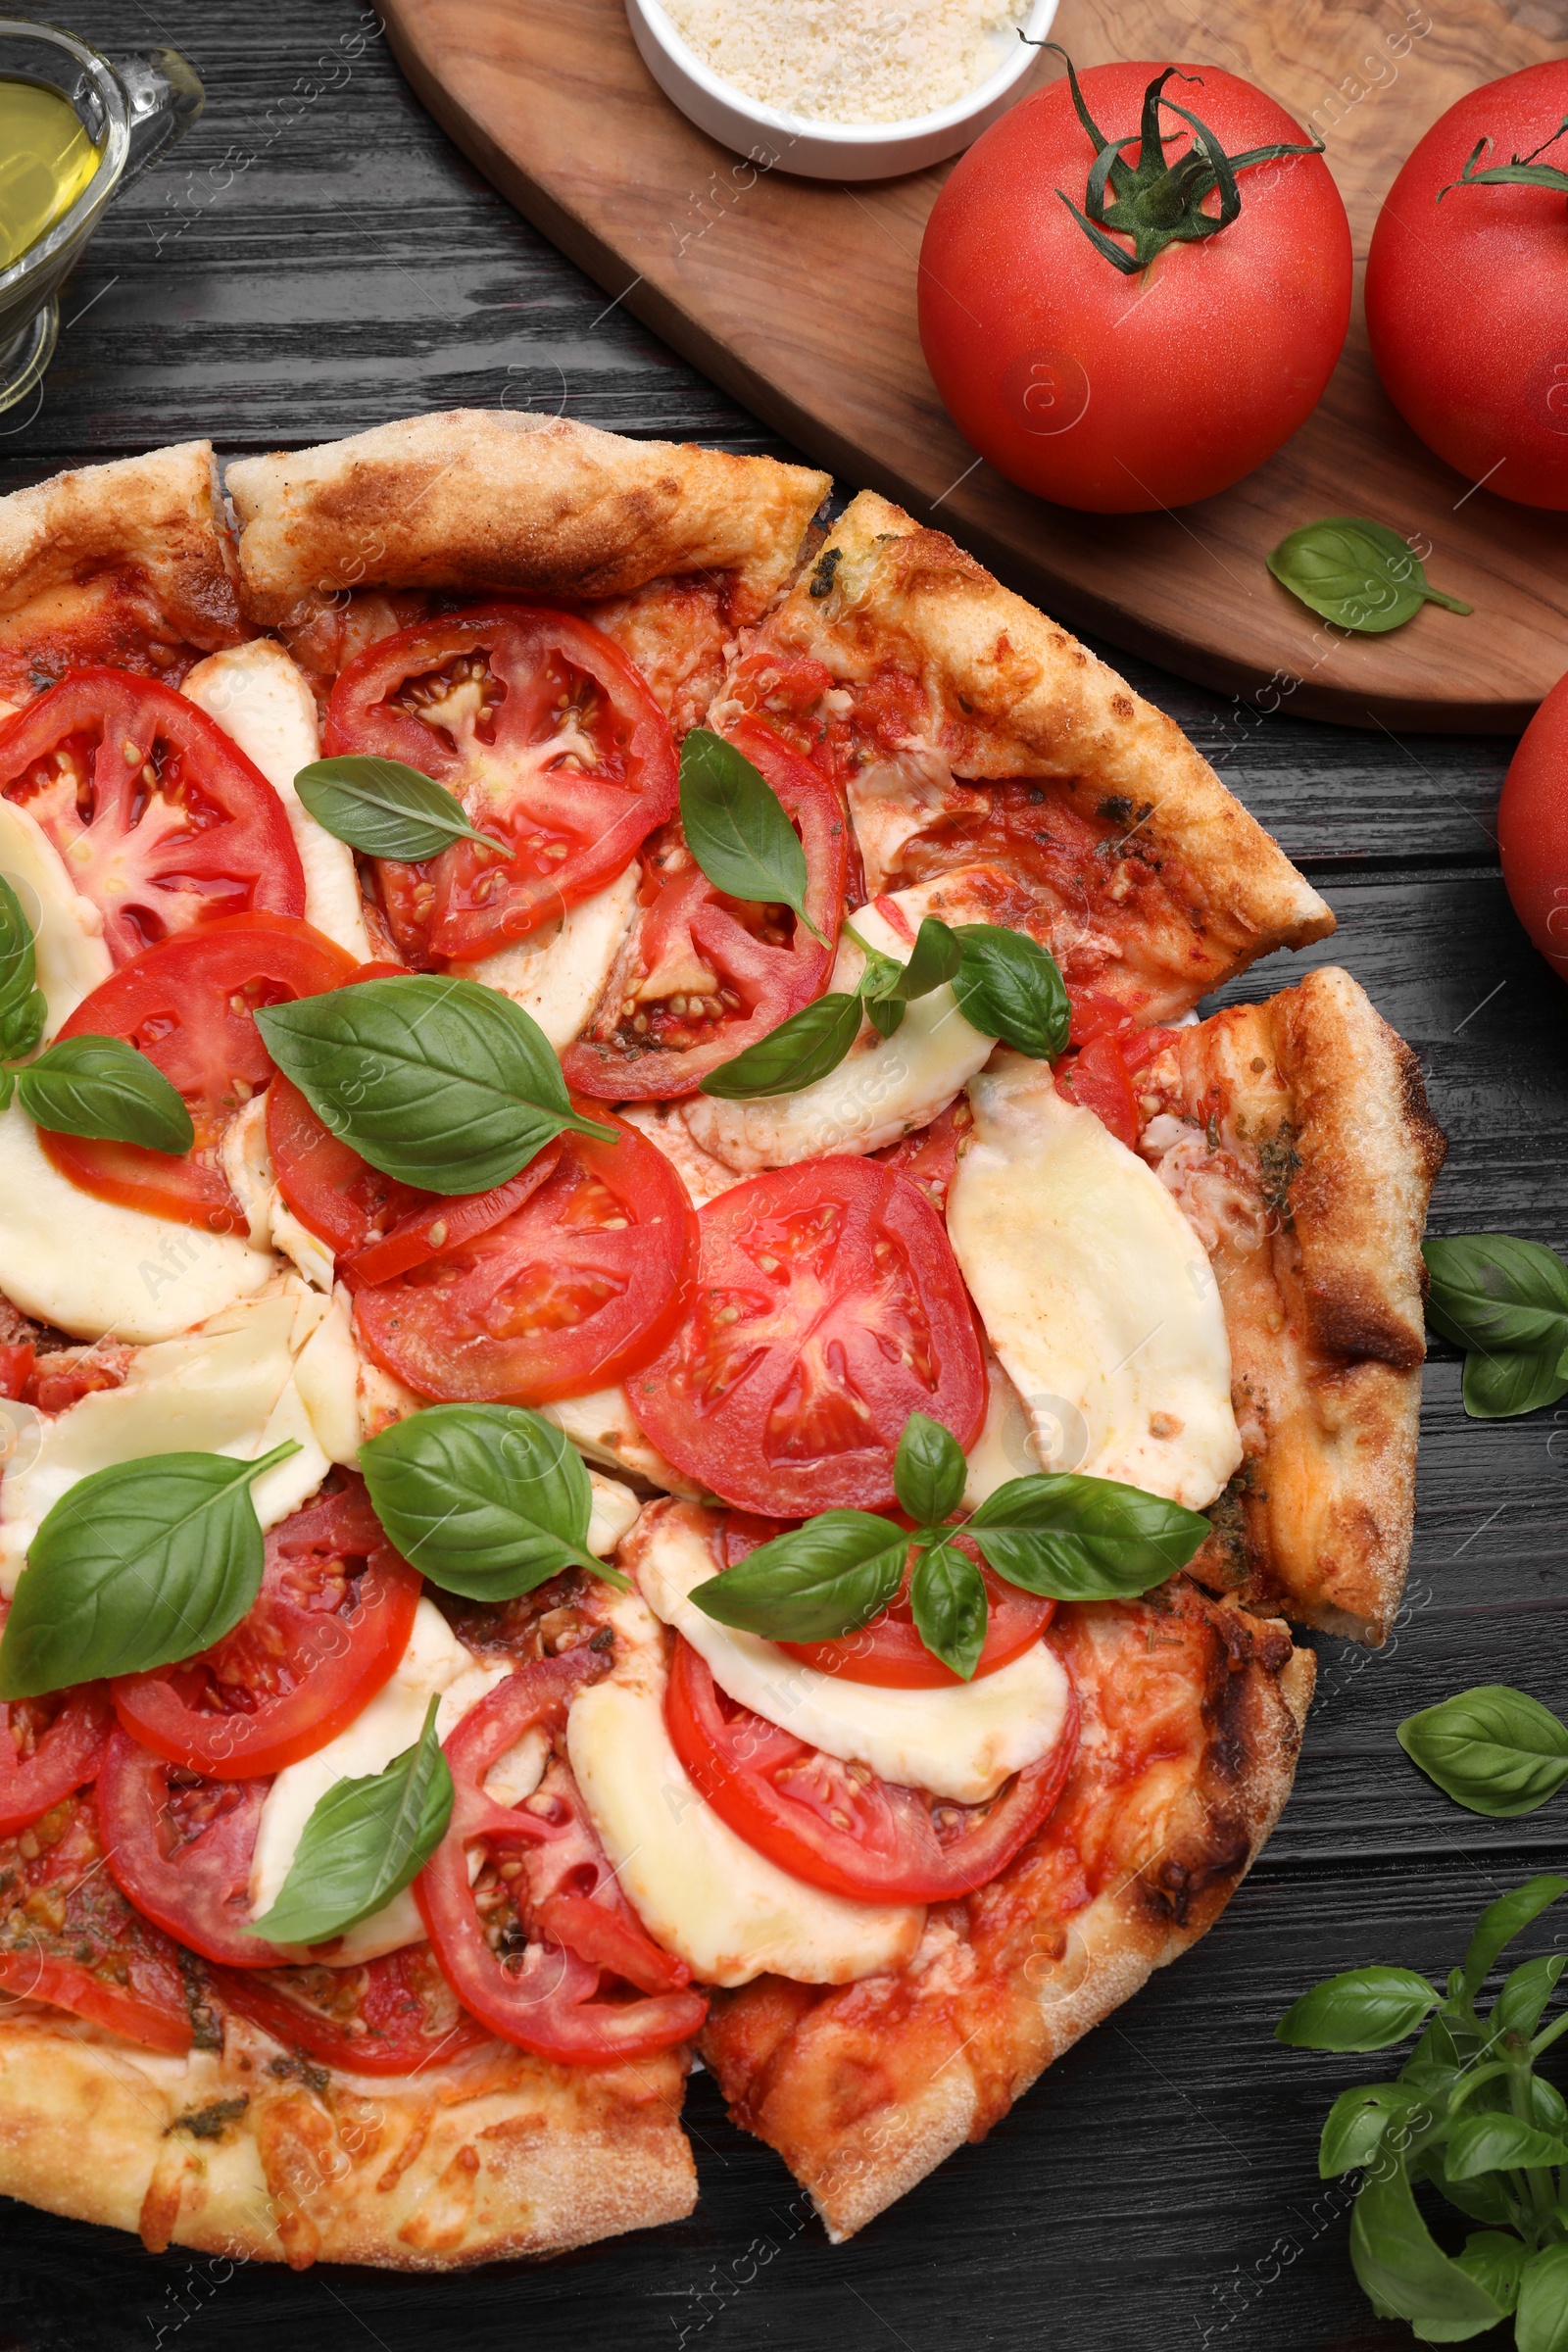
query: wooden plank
[{"left": 378, "top": 0, "right": 1568, "bottom": 730}]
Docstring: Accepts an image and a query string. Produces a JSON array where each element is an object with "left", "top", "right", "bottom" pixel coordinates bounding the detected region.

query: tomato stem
[
  {"left": 1438, "top": 118, "right": 1568, "bottom": 210},
  {"left": 1026, "top": 43, "right": 1326, "bottom": 275}
]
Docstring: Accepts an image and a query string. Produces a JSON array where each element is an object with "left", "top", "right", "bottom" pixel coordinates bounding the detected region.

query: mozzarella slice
[
  {"left": 585, "top": 1469, "right": 643, "bottom": 1558},
  {"left": 250, "top": 1599, "right": 513, "bottom": 1966},
  {"left": 539, "top": 1386, "right": 703, "bottom": 1499},
  {"left": 618, "top": 1101, "right": 742, "bottom": 1208},
  {"left": 637, "top": 1506, "right": 1070, "bottom": 1806},
  {"left": 962, "top": 1351, "right": 1041, "bottom": 1510},
  {"left": 181, "top": 641, "right": 372, "bottom": 962},
  {"left": 450, "top": 864, "right": 638, "bottom": 1049},
  {"left": 0, "top": 1101, "right": 273, "bottom": 1346},
  {"left": 0, "top": 1285, "right": 330, "bottom": 1592},
  {"left": 680, "top": 881, "right": 992, "bottom": 1173},
  {"left": 948, "top": 1053, "right": 1241, "bottom": 1511},
  {"left": 0, "top": 798, "right": 111, "bottom": 1035},
  {"left": 220, "top": 1094, "right": 334, "bottom": 1291},
  {"left": 568, "top": 1584, "right": 923, "bottom": 1987}
]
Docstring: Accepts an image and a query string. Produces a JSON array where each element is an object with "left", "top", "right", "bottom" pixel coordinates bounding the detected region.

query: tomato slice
[
  {"left": 780, "top": 1558, "right": 1055, "bottom": 1688},
  {"left": 414, "top": 1649, "right": 707, "bottom": 2063},
  {"left": 563, "top": 718, "right": 848, "bottom": 1101},
  {"left": 0, "top": 668, "right": 304, "bottom": 962},
  {"left": 323, "top": 605, "right": 677, "bottom": 963},
  {"left": 268, "top": 1069, "right": 425, "bottom": 1254},
  {"left": 96, "top": 1730, "right": 284, "bottom": 1967},
  {"left": 354, "top": 1109, "right": 698, "bottom": 1407},
  {"left": 341, "top": 1143, "right": 562, "bottom": 1291},
  {"left": 0, "top": 1789, "right": 200, "bottom": 2053},
  {"left": 0, "top": 1678, "right": 111, "bottom": 1835},
  {"left": 874, "top": 1098, "right": 973, "bottom": 1216},
  {"left": 1056, "top": 1032, "right": 1140, "bottom": 1150},
  {"left": 42, "top": 913, "right": 358, "bottom": 1231},
  {"left": 666, "top": 1638, "right": 1079, "bottom": 1903},
  {"left": 628, "top": 1156, "right": 987, "bottom": 1516},
  {"left": 211, "top": 1944, "right": 493, "bottom": 2076},
  {"left": 112, "top": 1479, "right": 421, "bottom": 1780}
]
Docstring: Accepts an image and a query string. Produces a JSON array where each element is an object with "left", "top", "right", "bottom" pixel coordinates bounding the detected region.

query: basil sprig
[
  {"left": 294, "top": 755, "right": 514, "bottom": 863},
  {"left": 1278, "top": 1874, "right": 1568, "bottom": 2346},
  {"left": 360, "top": 1402, "right": 629, "bottom": 1597},
  {"left": 255, "top": 975, "right": 615, "bottom": 1196},
  {"left": 1398, "top": 1685, "right": 1568, "bottom": 1819},
  {"left": 251, "top": 1694, "right": 454, "bottom": 1946},
  {"left": 1423, "top": 1235, "right": 1568, "bottom": 1419},
  {"left": 0, "top": 1441, "right": 301, "bottom": 1698},
  {"left": 0, "top": 878, "right": 191, "bottom": 1149},
  {"left": 693, "top": 1411, "right": 1208, "bottom": 1679},
  {"left": 678, "top": 730, "right": 828, "bottom": 948},
  {"left": 1267, "top": 516, "right": 1472, "bottom": 635}
]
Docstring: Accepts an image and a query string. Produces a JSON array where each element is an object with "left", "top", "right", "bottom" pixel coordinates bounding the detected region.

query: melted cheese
[
  {"left": 0, "top": 1101, "right": 273, "bottom": 1345},
  {"left": 250, "top": 1599, "right": 513, "bottom": 1966},
  {"left": 845, "top": 744, "right": 967, "bottom": 896},
  {"left": 568, "top": 1585, "right": 923, "bottom": 1987},
  {"left": 680, "top": 881, "right": 992, "bottom": 1172},
  {"left": 181, "top": 642, "right": 372, "bottom": 963},
  {"left": 0, "top": 798, "right": 110, "bottom": 1035},
  {"left": 450, "top": 864, "right": 639, "bottom": 1050},
  {"left": 961, "top": 1350, "right": 1040, "bottom": 1509},
  {"left": 219, "top": 1094, "right": 335, "bottom": 1291},
  {"left": 0, "top": 1286, "right": 333, "bottom": 1592},
  {"left": 618, "top": 1101, "right": 742, "bottom": 1208},
  {"left": 637, "top": 1507, "right": 1070, "bottom": 1805},
  {"left": 948, "top": 1053, "right": 1241, "bottom": 1510},
  {"left": 539, "top": 1387, "right": 703, "bottom": 1499}
]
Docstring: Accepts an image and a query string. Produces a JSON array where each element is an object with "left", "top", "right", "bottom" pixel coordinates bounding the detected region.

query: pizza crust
[
  {"left": 226, "top": 411, "right": 829, "bottom": 630},
  {"left": 731, "top": 489, "right": 1334, "bottom": 997},
  {"left": 1140, "top": 963, "right": 1447, "bottom": 1643},
  {"left": 0, "top": 441, "right": 244, "bottom": 699},
  {"left": 700, "top": 1583, "right": 1312, "bottom": 2241},
  {"left": 0, "top": 2008, "right": 694, "bottom": 2270}
]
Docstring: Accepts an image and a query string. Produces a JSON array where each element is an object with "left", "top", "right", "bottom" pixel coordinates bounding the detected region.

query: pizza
[{"left": 0, "top": 411, "right": 1444, "bottom": 2268}]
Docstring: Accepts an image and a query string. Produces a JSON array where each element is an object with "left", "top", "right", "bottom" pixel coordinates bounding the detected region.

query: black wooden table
[{"left": 1, "top": 8, "right": 1559, "bottom": 2349}]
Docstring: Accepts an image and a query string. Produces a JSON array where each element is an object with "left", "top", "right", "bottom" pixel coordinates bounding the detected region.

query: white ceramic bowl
[{"left": 625, "top": 0, "right": 1059, "bottom": 182}]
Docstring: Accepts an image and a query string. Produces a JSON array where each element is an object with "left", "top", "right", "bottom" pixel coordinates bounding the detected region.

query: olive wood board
[{"left": 380, "top": 0, "right": 1564, "bottom": 730}]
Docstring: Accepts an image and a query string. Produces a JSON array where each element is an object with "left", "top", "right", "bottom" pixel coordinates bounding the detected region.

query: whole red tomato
[
  {"left": 1497, "top": 665, "right": 1568, "bottom": 979},
  {"left": 1365, "top": 62, "right": 1568, "bottom": 511},
  {"left": 918, "top": 58, "right": 1351, "bottom": 512}
]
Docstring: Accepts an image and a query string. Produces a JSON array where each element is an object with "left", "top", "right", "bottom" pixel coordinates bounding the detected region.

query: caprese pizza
[{"left": 0, "top": 414, "right": 1442, "bottom": 2267}]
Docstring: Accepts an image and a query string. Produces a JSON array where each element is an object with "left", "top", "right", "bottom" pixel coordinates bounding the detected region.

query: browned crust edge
[
  {"left": 756, "top": 488, "right": 1335, "bottom": 980},
  {"left": 0, "top": 2013, "right": 694, "bottom": 2270},
  {"left": 226, "top": 411, "right": 830, "bottom": 629},
  {"left": 0, "top": 440, "right": 244, "bottom": 649},
  {"left": 702, "top": 1595, "right": 1313, "bottom": 2242}
]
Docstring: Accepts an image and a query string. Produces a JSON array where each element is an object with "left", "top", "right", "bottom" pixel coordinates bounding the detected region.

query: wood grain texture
[
  {"left": 0, "top": 6, "right": 1552, "bottom": 2349},
  {"left": 379, "top": 0, "right": 1568, "bottom": 731}
]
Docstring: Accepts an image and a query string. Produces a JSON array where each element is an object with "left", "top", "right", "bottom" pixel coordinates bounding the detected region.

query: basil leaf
[
  {"left": 359, "top": 1403, "right": 619, "bottom": 1598},
  {"left": 255, "top": 975, "right": 614, "bottom": 1195},
  {"left": 1462, "top": 1346, "right": 1568, "bottom": 1420},
  {"left": 1268, "top": 516, "right": 1473, "bottom": 635},
  {"left": 0, "top": 1441, "right": 301, "bottom": 1698},
  {"left": 1518, "top": 2244, "right": 1568, "bottom": 2352},
  {"left": 17, "top": 1036, "right": 194, "bottom": 1154},
  {"left": 1318, "top": 2082, "right": 1420, "bottom": 2178},
  {"left": 1462, "top": 1875, "right": 1568, "bottom": 1994},
  {"left": 678, "top": 729, "right": 827, "bottom": 947},
  {"left": 0, "top": 876, "right": 43, "bottom": 1061},
  {"left": 864, "top": 993, "right": 906, "bottom": 1040},
  {"left": 250, "top": 1693, "right": 454, "bottom": 1946},
  {"left": 1275, "top": 1966, "right": 1440, "bottom": 2052},
  {"left": 1348, "top": 2156, "right": 1503, "bottom": 2332},
  {"left": 1446, "top": 2112, "right": 1568, "bottom": 2182},
  {"left": 909, "top": 1542, "right": 987, "bottom": 1681},
  {"left": 966, "top": 1472, "right": 1209, "bottom": 1601},
  {"left": 855, "top": 943, "right": 906, "bottom": 1004},
  {"left": 950, "top": 924, "right": 1070, "bottom": 1059},
  {"left": 699, "top": 990, "right": 863, "bottom": 1102},
  {"left": 0, "top": 1065, "right": 11, "bottom": 1113},
  {"left": 692, "top": 1512, "right": 908, "bottom": 1642},
  {"left": 894, "top": 1412, "right": 967, "bottom": 1526},
  {"left": 294, "top": 755, "right": 514, "bottom": 863},
  {"left": 1494, "top": 1951, "right": 1567, "bottom": 2038},
  {"left": 856, "top": 916, "right": 962, "bottom": 1006},
  {"left": 1451, "top": 2233, "right": 1527, "bottom": 2322},
  {"left": 1398, "top": 1685, "right": 1568, "bottom": 1819},
  {"left": 1416, "top": 2140, "right": 1516, "bottom": 2231},
  {"left": 1424, "top": 1234, "right": 1568, "bottom": 1356}
]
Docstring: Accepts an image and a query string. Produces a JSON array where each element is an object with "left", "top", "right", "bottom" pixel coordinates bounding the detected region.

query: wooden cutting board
[{"left": 381, "top": 0, "right": 1565, "bottom": 731}]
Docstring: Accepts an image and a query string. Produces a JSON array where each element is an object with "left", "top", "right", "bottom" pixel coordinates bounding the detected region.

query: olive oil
[{"left": 0, "top": 80, "right": 100, "bottom": 270}]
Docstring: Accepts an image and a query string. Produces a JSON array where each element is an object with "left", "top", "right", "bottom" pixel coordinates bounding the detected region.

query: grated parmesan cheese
[{"left": 662, "top": 0, "right": 1030, "bottom": 127}]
